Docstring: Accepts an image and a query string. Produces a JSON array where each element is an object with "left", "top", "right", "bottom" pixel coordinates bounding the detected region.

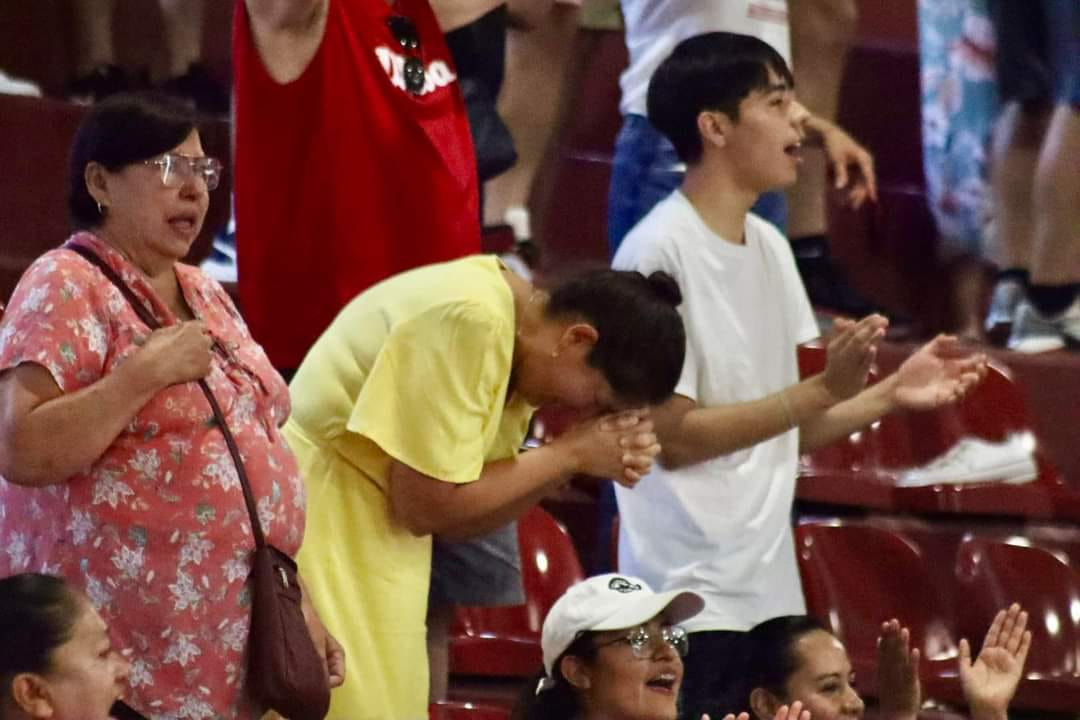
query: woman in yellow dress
[{"left": 284, "top": 255, "right": 686, "bottom": 719}]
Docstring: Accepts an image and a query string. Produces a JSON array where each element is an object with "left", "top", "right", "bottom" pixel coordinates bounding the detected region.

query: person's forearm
[
  {"left": 430, "top": 0, "right": 506, "bottom": 31},
  {"left": 801, "top": 113, "right": 835, "bottom": 148},
  {"left": 0, "top": 362, "right": 164, "bottom": 486},
  {"left": 395, "top": 443, "right": 578, "bottom": 541},
  {"left": 656, "top": 376, "right": 837, "bottom": 469},
  {"left": 798, "top": 374, "right": 898, "bottom": 452},
  {"left": 968, "top": 704, "right": 1008, "bottom": 720}
]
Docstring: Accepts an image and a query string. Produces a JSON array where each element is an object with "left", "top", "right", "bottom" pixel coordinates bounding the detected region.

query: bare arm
[
  {"left": 653, "top": 314, "right": 888, "bottom": 470},
  {"left": 430, "top": 0, "right": 507, "bottom": 31},
  {"left": 0, "top": 323, "right": 213, "bottom": 487},
  {"left": 505, "top": 0, "right": 558, "bottom": 29},
  {"left": 652, "top": 379, "right": 836, "bottom": 470},
  {"left": 798, "top": 110, "right": 877, "bottom": 209},
  {"left": 798, "top": 375, "right": 897, "bottom": 452},
  {"left": 389, "top": 413, "right": 658, "bottom": 541}
]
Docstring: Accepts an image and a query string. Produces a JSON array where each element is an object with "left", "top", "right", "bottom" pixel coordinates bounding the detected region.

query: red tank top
[{"left": 233, "top": 0, "right": 480, "bottom": 369}]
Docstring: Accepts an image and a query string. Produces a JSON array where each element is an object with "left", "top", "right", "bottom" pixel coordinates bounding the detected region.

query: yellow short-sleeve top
[
  {"left": 284, "top": 256, "right": 534, "bottom": 720},
  {"left": 288, "top": 254, "right": 534, "bottom": 485}
]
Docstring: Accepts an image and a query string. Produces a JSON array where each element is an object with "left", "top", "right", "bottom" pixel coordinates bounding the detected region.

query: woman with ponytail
[{"left": 284, "top": 256, "right": 688, "bottom": 718}]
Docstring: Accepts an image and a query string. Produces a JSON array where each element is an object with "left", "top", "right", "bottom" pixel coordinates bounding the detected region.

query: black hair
[
  {"left": 0, "top": 574, "right": 82, "bottom": 690},
  {"left": 512, "top": 633, "right": 599, "bottom": 720},
  {"left": 68, "top": 92, "right": 199, "bottom": 230},
  {"left": 742, "top": 615, "right": 830, "bottom": 701},
  {"left": 545, "top": 268, "right": 685, "bottom": 406},
  {"left": 647, "top": 32, "right": 795, "bottom": 165}
]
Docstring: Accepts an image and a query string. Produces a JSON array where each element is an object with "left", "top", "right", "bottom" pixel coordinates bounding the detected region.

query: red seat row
[
  {"left": 796, "top": 521, "right": 1080, "bottom": 713},
  {"left": 796, "top": 344, "right": 1078, "bottom": 519},
  {"left": 449, "top": 507, "right": 584, "bottom": 678}
]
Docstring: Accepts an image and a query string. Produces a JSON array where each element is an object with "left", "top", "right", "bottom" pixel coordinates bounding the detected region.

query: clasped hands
[{"left": 557, "top": 409, "right": 660, "bottom": 488}]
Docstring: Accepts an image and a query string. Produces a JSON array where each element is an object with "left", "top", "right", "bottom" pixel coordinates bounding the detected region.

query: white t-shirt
[
  {"left": 619, "top": 0, "right": 791, "bottom": 117},
  {"left": 612, "top": 190, "right": 818, "bottom": 632}
]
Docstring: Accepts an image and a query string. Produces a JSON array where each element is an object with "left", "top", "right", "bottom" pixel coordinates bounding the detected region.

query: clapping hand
[
  {"left": 876, "top": 619, "right": 921, "bottom": 720},
  {"left": 891, "top": 335, "right": 988, "bottom": 410},
  {"left": 822, "top": 314, "right": 888, "bottom": 402},
  {"left": 959, "top": 604, "right": 1031, "bottom": 720}
]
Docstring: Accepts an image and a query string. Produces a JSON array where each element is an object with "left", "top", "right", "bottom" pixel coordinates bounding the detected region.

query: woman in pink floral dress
[{"left": 0, "top": 95, "right": 343, "bottom": 719}]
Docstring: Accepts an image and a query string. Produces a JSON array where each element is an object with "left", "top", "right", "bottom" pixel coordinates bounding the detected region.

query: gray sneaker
[
  {"left": 1007, "top": 296, "right": 1080, "bottom": 353},
  {"left": 985, "top": 277, "right": 1025, "bottom": 345}
]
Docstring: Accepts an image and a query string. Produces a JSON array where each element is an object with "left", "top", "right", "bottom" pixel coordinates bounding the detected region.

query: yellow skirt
[{"left": 286, "top": 420, "right": 433, "bottom": 720}]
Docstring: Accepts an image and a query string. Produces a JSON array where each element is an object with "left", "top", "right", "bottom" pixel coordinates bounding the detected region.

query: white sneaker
[
  {"left": 0, "top": 70, "right": 41, "bottom": 97},
  {"left": 1007, "top": 296, "right": 1080, "bottom": 354},
  {"left": 984, "top": 277, "right": 1024, "bottom": 342},
  {"left": 897, "top": 433, "right": 1038, "bottom": 487}
]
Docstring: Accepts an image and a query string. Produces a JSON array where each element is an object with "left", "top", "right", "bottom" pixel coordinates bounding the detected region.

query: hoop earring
[{"left": 97, "top": 200, "right": 107, "bottom": 216}]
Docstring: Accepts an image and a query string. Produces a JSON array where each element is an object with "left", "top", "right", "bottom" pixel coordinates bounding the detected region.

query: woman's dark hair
[
  {"left": 742, "top": 615, "right": 830, "bottom": 700},
  {"left": 546, "top": 268, "right": 685, "bottom": 407},
  {"left": 68, "top": 92, "right": 198, "bottom": 230},
  {"left": 512, "top": 633, "right": 599, "bottom": 720},
  {"left": 647, "top": 32, "right": 795, "bottom": 165},
  {"left": 0, "top": 574, "right": 81, "bottom": 688}
]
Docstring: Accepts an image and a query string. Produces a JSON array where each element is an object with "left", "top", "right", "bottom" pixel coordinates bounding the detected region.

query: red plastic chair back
[
  {"left": 955, "top": 538, "right": 1080, "bottom": 677},
  {"left": 450, "top": 507, "right": 585, "bottom": 676},
  {"left": 796, "top": 345, "right": 1062, "bottom": 515},
  {"left": 799, "top": 345, "right": 1031, "bottom": 468},
  {"left": 795, "top": 522, "right": 959, "bottom": 687}
]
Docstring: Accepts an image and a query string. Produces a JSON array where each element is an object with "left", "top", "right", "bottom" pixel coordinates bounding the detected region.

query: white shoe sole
[{"left": 1008, "top": 336, "right": 1066, "bottom": 354}]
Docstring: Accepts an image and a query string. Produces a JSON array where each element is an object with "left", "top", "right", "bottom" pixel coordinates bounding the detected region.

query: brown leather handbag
[{"left": 69, "top": 244, "right": 331, "bottom": 720}]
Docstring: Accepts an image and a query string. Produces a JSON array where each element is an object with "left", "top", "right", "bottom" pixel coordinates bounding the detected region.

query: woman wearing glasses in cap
[
  {"left": 520, "top": 573, "right": 812, "bottom": 720},
  {"left": 0, "top": 94, "right": 342, "bottom": 719}
]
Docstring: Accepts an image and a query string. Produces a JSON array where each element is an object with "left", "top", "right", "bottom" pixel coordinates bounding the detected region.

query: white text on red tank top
[{"left": 373, "top": 46, "right": 458, "bottom": 96}]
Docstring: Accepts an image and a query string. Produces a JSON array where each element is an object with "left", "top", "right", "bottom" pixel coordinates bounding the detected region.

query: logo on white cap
[{"left": 608, "top": 577, "right": 643, "bottom": 593}]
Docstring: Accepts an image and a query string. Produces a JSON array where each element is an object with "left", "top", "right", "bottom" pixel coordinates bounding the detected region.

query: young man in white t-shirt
[{"left": 612, "top": 32, "right": 989, "bottom": 719}]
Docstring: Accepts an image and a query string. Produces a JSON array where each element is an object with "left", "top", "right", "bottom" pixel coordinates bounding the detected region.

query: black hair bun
[{"left": 647, "top": 271, "right": 682, "bottom": 307}]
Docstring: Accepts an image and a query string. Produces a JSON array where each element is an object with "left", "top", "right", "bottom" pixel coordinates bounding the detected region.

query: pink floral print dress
[{"left": 0, "top": 233, "right": 306, "bottom": 720}]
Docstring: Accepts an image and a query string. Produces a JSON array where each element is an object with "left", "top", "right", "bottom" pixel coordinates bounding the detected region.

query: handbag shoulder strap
[{"left": 66, "top": 242, "right": 267, "bottom": 549}]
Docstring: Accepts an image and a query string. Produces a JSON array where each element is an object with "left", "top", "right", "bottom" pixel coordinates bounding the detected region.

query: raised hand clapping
[{"left": 959, "top": 603, "right": 1031, "bottom": 720}]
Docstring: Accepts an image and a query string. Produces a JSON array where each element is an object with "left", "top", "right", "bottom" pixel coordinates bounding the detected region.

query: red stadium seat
[
  {"left": 796, "top": 344, "right": 1065, "bottom": 517},
  {"left": 795, "top": 522, "right": 961, "bottom": 703},
  {"left": 429, "top": 700, "right": 510, "bottom": 720},
  {"left": 449, "top": 507, "right": 585, "bottom": 677},
  {"left": 954, "top": 538, "right": 1080, "bottom": 713}
]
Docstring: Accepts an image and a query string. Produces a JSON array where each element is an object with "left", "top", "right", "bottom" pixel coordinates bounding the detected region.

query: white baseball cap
[{"left": 540, "top": 573, "right": 704, "bottom": 678}]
